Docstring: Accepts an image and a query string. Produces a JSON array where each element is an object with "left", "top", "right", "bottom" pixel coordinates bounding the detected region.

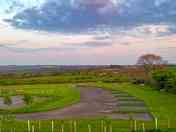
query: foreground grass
[
  {"left": 0, "top": 119, "right": 176, "bottom": 132},
  {"left": 0, "top": 84, "right": 80, "bottom": 113},
  {"left": 90, "top": 83, "right": 176, "bottom": 120}
]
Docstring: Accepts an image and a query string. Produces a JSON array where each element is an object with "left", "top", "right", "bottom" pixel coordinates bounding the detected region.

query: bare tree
[{"left": 137, "top": 54, "right": 167, "bottom": 74}]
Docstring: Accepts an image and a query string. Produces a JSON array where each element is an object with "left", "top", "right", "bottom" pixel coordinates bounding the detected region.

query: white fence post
[
  {"left": 88, "top": 124, "right": 91, "bottom": 132},
  {"left": 28, "top": 120, "right": 31, "bottom": 132},
  {"left": 52, "top": 120, "right": 54, "bottom": 132},
  {"left": 32, "top": 125, "right": 35, "bottom": 132},
  {"left": 155, "top": 118, "right": 158, "bottom": 129},
  {"left": 61, "top": 124, "right": 64, "bottom": 132},
  {"left": 142, "top": 123, "right": 145, "bottom": 132}
]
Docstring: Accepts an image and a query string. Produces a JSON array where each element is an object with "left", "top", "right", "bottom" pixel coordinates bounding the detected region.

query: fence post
[
  {"left": 142, "top": 123, "right": 145, "bottom": 132},
  {"left": 104, "top": 125, "right": 107, "bottom": 132},
  {"left": 28, "top": 120, "right": 31, "bottom": 132},
  {"left": 32, "top": 125, "right": 35, "bottom": 132},
  {"left": 101, "top": 120, "right": 104, "bottom": 132},
  {"left": 134, "top": 120, "right": 137, "bottom": 132},
  {"left": 38, "top": 121, "right": 41, "bottom": 131},
  {"left": 155, "top": 118, "right": 158, "bottom": 130},
  {"left": 61, "top": 124, "right": 64, "bottom": 132},
  {"left": 167, "top": 119, "right": 170, "bottom": 129},
  {"left": 88, "top": 124, "right": 91, "bottom": 132},
  {"left": 109, "top": 124, "right": 112, "bottom": 132},
  {"left": 74, "top": 121, "right": 77, "bottom": 132},
  {"left": 52, "top": 120, "right": 54, "bottom": 132},
  {"left": 70, "top": 120, "right": 73, "bottom": 132},
  {"left": 0, "top": 121, "right": 1, "bottom": 132}
]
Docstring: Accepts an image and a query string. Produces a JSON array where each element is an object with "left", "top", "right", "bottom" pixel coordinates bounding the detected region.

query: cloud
[
  {"left": 2, "top": 0, "right": 174, "bottom": 33},
  {"left": 127, "top": 24, "right": 173, "bottom": 37},
  {"left": 0, "top": 23, "right": 114, "bottom": 52}
]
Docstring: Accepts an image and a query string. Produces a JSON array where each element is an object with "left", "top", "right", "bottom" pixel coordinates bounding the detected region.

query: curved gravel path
[{"left": 16, "top": 86, "right": 153, "bottom": 120}]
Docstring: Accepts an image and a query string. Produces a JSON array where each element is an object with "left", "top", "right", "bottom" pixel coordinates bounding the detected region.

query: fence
[{"left": 0, "top": 118, "right": 176, "bottom": 132}]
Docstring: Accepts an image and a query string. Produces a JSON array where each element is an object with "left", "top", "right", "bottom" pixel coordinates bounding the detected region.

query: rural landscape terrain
[{"left": 0, "top": 54, "right": 176, "bottom": 132}]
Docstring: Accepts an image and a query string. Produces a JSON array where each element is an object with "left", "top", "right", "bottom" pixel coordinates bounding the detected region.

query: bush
[
  {"left": 3, "top": 95, "right": 12, "bottom": 105},
  {"left": 132, "top": 78, "right": 145, "bottom": 85},
  {"left": 152, "top": 69, "right": 176, "bottom": 93},
  {"left": 23, "top": 94, "right": 33, "bottom": 105}
]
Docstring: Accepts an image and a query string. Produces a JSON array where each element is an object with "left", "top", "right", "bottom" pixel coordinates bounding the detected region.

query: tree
[
  {"left": 137, "top": 54, "right": 167, "bottom": 73},
  {"left": 152, "top": 69, "right": 176, "bottom": 93}
]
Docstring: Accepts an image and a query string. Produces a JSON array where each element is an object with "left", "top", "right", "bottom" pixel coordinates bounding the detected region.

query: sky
[{"left": 0, "top": 0, "right": 176, "bottom": 65}]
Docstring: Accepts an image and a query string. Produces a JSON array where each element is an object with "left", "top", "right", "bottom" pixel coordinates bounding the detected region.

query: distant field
[
  {"left": 0, "top": 84, "right": 80, "bottom": 113},
  {"left": 0, "top": 74, "right": 128, "bottom": 85},
  {"left": 0, "top": 75, "right": 97, "bottom": 85},
  {"left": 91, "top": 83, "right": 176, "bottom": 120}
]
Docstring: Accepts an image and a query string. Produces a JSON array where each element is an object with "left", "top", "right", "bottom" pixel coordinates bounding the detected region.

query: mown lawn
[
  {"left": 91, "top": 83, "right": 176, "bottom": 120},
  {"left": 0, "top": 84, "right": 80, "bottom": 113}
]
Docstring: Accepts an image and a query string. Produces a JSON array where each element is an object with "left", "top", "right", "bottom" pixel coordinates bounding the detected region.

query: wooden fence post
[
  {"left": 74, "top": 121, "right": 77, "bottom": 132},
  {"left": 167, "top": 119, "right": 170, "bottom": 129},
  {"left": 155, "top": 118, "right": 158, "bottom": 130},
  {"left": 70, "top": 120, "right": 73, "bottom": 132},
  {"left": 101, "top": 120, "right": 104, "bottom": 132},
  {"left": 134, "top": 120, "right": 137, "bottom": 131},
  {"left": 28, "top": 120, "right": 31, "bottom": 132},
  {"left": 52, "top": 120, "right": 54, "bottom": 132},
  {"left": 61, "top": 124, "right": 64, "bottom": 132},
  {"left": 109, "top": 124, "right": 112, "bottom": 132},
  {"left": 142, "top": 123, "right": 145, "bottom": 132},
  {"left": 88, "top": 124, "right": 91, "bottom": 132},
  {"left": 104, "top": 125, "right": 107, "bottom": 132},
  {"left": 38, "top": 121, "right": 41, "bottom": 130},
  {"left": 32, "top": 125, "right": 35, "bottom": 132}
]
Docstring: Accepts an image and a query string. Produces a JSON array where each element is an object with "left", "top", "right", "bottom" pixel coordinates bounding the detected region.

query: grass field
[
  {"left": 0, "top": 119, "right": 176, "bottom": 132},
  {"left": 0, "top": 73, "right": 129, "bottom": 86},
  {"left": 0, "top": 84, "right": 80, "bottom": 113},
  {"left": 0, "top": 74, "right": 176, "bottom": 131},
  {"left": 90, "top": 83, "right": 176, "bottom": 120}
]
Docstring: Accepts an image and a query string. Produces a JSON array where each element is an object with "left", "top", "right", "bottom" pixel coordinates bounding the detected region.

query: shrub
[
  {"left": 152, "top": 69, "right": 176, "bottom": 93},
  {"left": 23, "top": 94, "right": 33, "bottom": 105},
  {"left": 3, "top": 95, "right": 12, "bottom": 105}
]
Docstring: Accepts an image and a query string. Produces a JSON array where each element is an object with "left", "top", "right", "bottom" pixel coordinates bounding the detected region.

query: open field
[
  {"left": 0, "top": 68, "right": 176, "bottom": 131},
  {"left": 90, "top": 83, "right": 176, "bottom": 120},
  {"left": 0, "top": 84, "right": 80, "bottom": 113},
  {"left": 15, "top": 85, "right": 152, "bottom": 120}
]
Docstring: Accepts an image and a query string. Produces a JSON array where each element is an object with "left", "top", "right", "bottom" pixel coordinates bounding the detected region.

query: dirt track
[{"left": 16, "top": 86, "right": 153, "bottom": 120}]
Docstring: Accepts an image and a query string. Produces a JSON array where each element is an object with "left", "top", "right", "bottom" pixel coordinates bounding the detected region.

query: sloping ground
[{"left": 16, "top": 86, "right": 153, "bottom": 120}]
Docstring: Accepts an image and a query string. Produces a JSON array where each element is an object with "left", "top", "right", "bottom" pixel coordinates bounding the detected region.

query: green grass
[
  {"left": 0, "top": 73, "right": 129, "bottom": 86},
  {"left": 116, "top": 106, "right": 149, "bottom": 113},
  {"left": 0, "top": 84, "right": 80, "bottom": 113},
  {"left": 0, "top": 119, "right": 176, "bottom": 132},
  {"left": 90, "top": 83, "right": 176, "bottom": 120},
  {"left": 0, "top": 75, "right": 99, "bottom": 85}
]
